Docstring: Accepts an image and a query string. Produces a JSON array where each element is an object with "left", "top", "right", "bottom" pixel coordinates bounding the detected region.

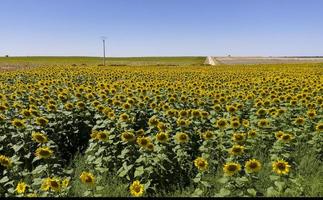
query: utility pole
[{"left": 101, "top": 36, "right": 107, "bottom": 66}]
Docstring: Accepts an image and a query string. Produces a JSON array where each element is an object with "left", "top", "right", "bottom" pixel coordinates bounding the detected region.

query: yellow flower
[
  {"left": 0, "top": 155, "right": 12, "bottom": 168},
  {"left": 119, "top": 113, "right": 130, "bottom": 122},
  {"left": 137, "top": 137, "right": 151, "bottom": 148},
  {"left": 129, "top": 180, "right": 144, "bottom": 197},
  {"left": 294, "top": 117, "right": 305, "bottom": 125},
  {"left": 272, "top": 159, "right": 291, "bottom": 175},
  {"left": 96, "top": 130, "right": 110, "bottom": 142},
  {"left": 35, "top": 146, "right": 53, "bottom": 159},
  {"left": 202, "top": 131, "right": 215, "bottom": 140},
  {"left": 156, "top": 132, "right": 169, "bottom": 143},
  {"left": 80, "top": 172, "right": 95, "bottom": 185},
  {"left": 35, "top": 117, "right": 49, "bottom": 127},
  {"left": 279, "top": 133, "right": 293, "bottom": 142},
  {"left": 174, "top": 132, "right": 189, "bottom": 144},
  {"left": 257, "top": 119, "right": 270, "bottom": 128},
  {"left": 12, "top": 119, "right": 26, "bottom": 128},
  {"left": 245, "top": 159, "right": 262, "bottom": 173},
  {"left": 62, "top": 178, "right": 69, "bottom": 188},
  {"left": 315, "top": 122, "right": 323, "bottom": 132},
  {"left": 223, "top": 162, "right": 241, "bottom": 176},
  {"left": 16, "top": 181, "right": 27, "bottom": 194},
  {"left": 232, "top": 132, "right": 245, "bottom": 143},
  {"left": 31, "top": 132, "right": 48, "bottom": 143},
  {"left": 275, "top": 131, "right": 284, "bottom": 139},
  {"left": 41, "top": 178, "right": 51, "bottom": 191},
  {"left": 194, "top": 157, "right": 208, "bottom": 171},
  {"left": 230, "top": 120, "right": 241, "bottom": 129},
  {"left": 216, "top": 118, "right": 227, "bottom": 129},
  {"left": 121, "top": 132, "right": 136, "bottom": 143},
  {"left": 229, "top": 145, "right": 245, "bottom": 156},
  {"left": 49, "top": 178, "right": 61, "bottom": 192}
]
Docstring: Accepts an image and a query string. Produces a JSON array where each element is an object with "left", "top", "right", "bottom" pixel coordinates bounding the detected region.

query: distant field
[
  {"left": 0, "top": 56, "right": 205, "bottom": 68},
  {"left": 214, "top": 56, "right": 323, "bottom": 65}
]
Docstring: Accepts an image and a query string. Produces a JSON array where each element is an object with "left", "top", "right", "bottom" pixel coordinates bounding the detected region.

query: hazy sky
[{"left": 1, "top": 0, "right": 323, "bottom": 57}]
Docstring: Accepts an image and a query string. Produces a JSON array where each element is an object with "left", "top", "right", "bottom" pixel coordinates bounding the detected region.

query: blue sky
[{"left": 1, "top": 0, "right": 323, "bottom": 57}]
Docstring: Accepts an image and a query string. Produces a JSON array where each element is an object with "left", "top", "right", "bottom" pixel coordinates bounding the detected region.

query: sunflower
[
  {"left": 119, "top": 113, "right": 130, "bottom": 122},
  {"left": 248, "top": 130, "right": 257, "bottom": 138},
  {"left": 21, "top": 109, "right": 32, "bottom": 118},
  {"left": 202, "top": 131, "right": 215, "bottom": 140},
  {"left": 226, "top": 105, "right": 237, "bottom": 113},
  {"left": 230, "top": 120, "right": 241, "bottom": 129},
  {"left": 80, "top": 172, "right": 95, "bottom": 185},
  {"left": 41, "top": 178, "right": 51, "bottom": 191},
  {"left": 256, "top": 108, "right": 267, "bottom": 116},
  {"left": 272, "top": 159, "right": 291, "bottom": 175},
  {"left": 31, "top": 132, "right": 48, "bottom": 143},
  {"left": 64, "top": 102, "right": 74, "bottom": 110},
  {"left": 216, "top": 118, "right": 227, "bottom": 129},
  {"left": 129, "top": 180, "right": 144, "bottom": 197},
  {"left": 245, "top": 159, "right": 262, "bottom": 173},
  {"left": 223, "top": 162, "right": 241, "bottom": 176},
  {"left": 12, "top": 119, "right": 26, "bottom": 129},
  {"left": 232, "top": 133, "right": 245, "bottom": 143},
  {"left": 242, "top": 120, "right": 250, "bottom": 127},
  {"left": 49, "top": 178, "right": 61, "bottom": 192},
  {"left": 294, "top": 117, "right": 305, "bottom": 125},
  {"left": 135, "top": 129, "right": 145, "bottom": 137},
  {"left": 121, "top": 132, "right": 136, "bottom": 143},
  {"left": 157, "top": 122, "right": 167, "bottom": 131},
  {"left": 122, "top": 103, "right": 131, "bottom": 110},
  {"left": 148, "top": 116, "right": 159, "bottom": 127},
  {"left": 35, "top": 146, "right": 53, "bottom": 159},
  {"left": 62, "top": 178, "right": 69, "bottom": 188},
  {"left": 175, "top": 132, "right": 189, "bottom": 144},
  {"left": 137, "top": 137, "right": 151, "bottom": 148},
  {"left": 156, "top": 132, "right": 169, "bottom": 143},
  {"left": 16, "top": 181, "right": 27, "bottom": 194},
  {"left": 275, "top": 131, "right": 284, "bottom": 139},
  {"left": 279, "top": 133, "right": 293, "bottom": 142},
  {"left": 96, "top": 130, "right": 110, "bottom": 142},
  {"left": 307, "top": 110, "right": 316, "bottom": 119},
  {"left": 145, "top": 143, "right": 154, "bottom": 151},
  {"left": 76, "top": 101, "right": 86, "bottom": 109},
  {"left": 229, "top": 145, "right": 245, "bottom": 156},
  {"left": 0, "top": 155, "right": 12, "bottom": 168},
  {"left": 35, "top": 117, "right": 49, "bottom": 127},
  {"left": 257, "top": 119, "right": 270, "bottom": 128},
  {"left": 315, "top": 122, "right": 323, "bottom": 132},
  {"left": 194, "top": 157, "right": 208, "bottom": 171}
]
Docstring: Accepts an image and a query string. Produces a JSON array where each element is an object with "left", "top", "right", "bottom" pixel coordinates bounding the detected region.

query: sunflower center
[
  {"left": 228, "top": 165, "right": 237, "bottom": 171},
  {"left": 277, "top": 163, "right": 286, "bottom": 170}
]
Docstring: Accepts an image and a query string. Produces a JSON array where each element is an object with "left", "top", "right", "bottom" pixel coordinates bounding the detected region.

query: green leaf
[
  {"left": 192, "top": 188, "right": 203, "bottom": 197},
  {"left": 266, "top": 186, "right": 279, "bottom": 197},
  {"left": 247, "top": 188, "right": 257, "bottom": 197},
  {"left": 269, "top": 175, "right": 280, "bottom": 181},
  {"left": 0, "top": 176, "right": 9, "bottom": 183},
  {"left": 219, "top": 188, "right": 231, "bottom": 197},
  {"left": 274, "top": 181, "right": 285, "bottom": 192},
  {"left": 134, "top": 166, "right": 145, "bottom": 178},
  {"left": 217, "top": 177, "right": 229, "bottom": 184}
]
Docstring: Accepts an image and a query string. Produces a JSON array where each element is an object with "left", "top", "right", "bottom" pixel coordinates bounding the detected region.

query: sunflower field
[{"left": 0, "top": 63, "right": 322, "bottom": 197}]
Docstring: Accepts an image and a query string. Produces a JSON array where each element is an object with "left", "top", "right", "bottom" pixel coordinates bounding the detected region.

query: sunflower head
[
  {"left": 272, "top": 159, "right": 291, "bottom": 175},
  {"left": 275, "top": 131, "right": 284, "bottom": 139},
  {"left": 16, "top": 181, "right": 28, "bottom": 194},
  {"left": 245, "top": 159, "right": 262, "bottom": 173},
  {"left": 315, "top": 122, "right": 323, "bottom": 132},
  {"left": 202, "top": 131, "right": 215, "bottom": 140},
  {"left": 229, "top": 145, "right": 245, "bottom": 156},
  {"left": 12, "top": 119, "right": 26, "bottom": 129},
  {"left": 129, "top": 180, "right": 144, "bottom": 197},
  {"left": 32, "top": 132, "right": 48, "bottom": 143},
  {"left": 121, "top": 132, "right": 136, "bottom": 143},
  {"left": 279, "top": 133, "right": 293, "bottom": 142},
  {"left": 194, "top": 157, "right": 208, "bottom": 171},
  {"left": 257, "top": 119, "right": 270, "bottom": 128},
  {"left": 35, "top": 146, "right": 53, "bottom": 159},
  {"left": 156, "top": 132, "right": 169, "bottom": 143},
  {"left": 223, "top": 162, "right": 241, "bottom": 176},
  {"left": 295, "top": 117, "right": 305, "bottom": 125},
  {"left": 97, "top": 130, "right": 110, "bottom": 142},
  {"left": 175, "top": 132, "right": 189, "bottom": 144},
  {"left": 0, "top": 155, "right": 12, "bottom": 168},
  {"left": 216, "top": 118, "right": 227, "bottom": 129},
  {"left": 232, "top": 133, "right": 245, "bottom": 143},
  {"left": 137, "top": 137, "right": 151, "bottom": 148},
  {"left": 80, "top": 172, "right": 95, "bottom": 185},
  {"left": 36, "top": 117, "right": 49, "bottom": 127}
]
